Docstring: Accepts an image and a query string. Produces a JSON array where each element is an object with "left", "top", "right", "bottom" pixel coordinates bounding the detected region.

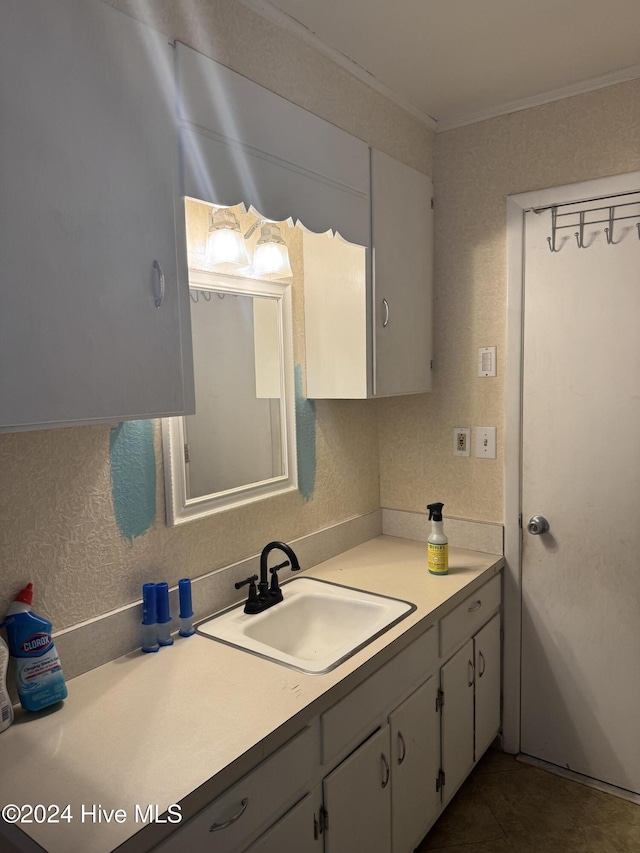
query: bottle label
[
  {"left": 15, "top": 648, "right": 67, "bottom": 710},
  {"left": 428, "top": 542, "right": 449, "bottom": 575}
]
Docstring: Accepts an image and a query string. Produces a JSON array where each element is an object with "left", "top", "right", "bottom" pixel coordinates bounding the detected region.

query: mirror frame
[{"left": 162, "top": 270, "right": 297, "bottom": 524}]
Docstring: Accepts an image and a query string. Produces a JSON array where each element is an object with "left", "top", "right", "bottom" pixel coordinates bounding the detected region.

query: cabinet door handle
[
  {"left": 468, "top": 659, "right": 475, "bottom": 687},
  {"left": 397, "top": 731, "right": 407, "bottom": 765},
  {"left": 382, "top": 298, "right": 390, "bottom": 327},
  {"left": 209, "top": 798, "right": 248, "bottom": 832},
  {"left": 478, "top": 650, "right": 486, "bottom": 678},
  {"left": 153, "top": 259, "right": 165, "bottom": 308},
  {"left": 381, "top": 752, "right": 390, "bottom": 788},
  {"left": 468, "top": 600, "right": 482, "bottom": 612}
]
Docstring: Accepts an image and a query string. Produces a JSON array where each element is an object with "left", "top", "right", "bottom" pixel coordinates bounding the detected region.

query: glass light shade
[
  {"left": 204, "top": 209, "right": 249, "bottom": 272},
  {"left": 250, "top": 224, "right": 292, "bottom": 279}
]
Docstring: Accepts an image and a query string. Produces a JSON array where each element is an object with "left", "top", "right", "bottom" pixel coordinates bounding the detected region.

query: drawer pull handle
[
  {"left": 153, "top": 259, "right": 165, "bottom": 308},
  {"left": 468, "top": 600, "right": 482, "bottom": 612},
  {"left": 397, "top": 731, "right": 407, "bottom": 765},
  {"left": 478, "top": 650, "right": 486, "bottom": 678},
  {"left": 209, "top": 798, "right": 248, "bottom": 832},
  {"left": 382, "top": 298, "right": 390, "bottom": 327},
  {"left": 468, "top": 659, "right": 475, "bottom": 687},
  {"left": 381, "top": 752, "right": 390, "bottom": 788}
]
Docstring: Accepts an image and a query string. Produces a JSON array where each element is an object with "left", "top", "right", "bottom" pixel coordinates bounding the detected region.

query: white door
[
  {"left": 323, "top": 726, "right": 391, "bottom": 853},
  {"left": 520, "top": 189, "right": 640, "bottom": 794},
  {"left": 474, "top": 614, "right": 501, "bottom": 760},
  {"left": 440, "top": 640, "right": 475, "bottom": 803},
  {"left": 245, "top": 788, "right": 322, "bottom": 853},
  {"left": 389, "top": 675, "right": 440, "bottom": 853}
]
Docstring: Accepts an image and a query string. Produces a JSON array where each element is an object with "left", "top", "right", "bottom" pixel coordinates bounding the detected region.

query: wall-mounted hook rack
[
  {"left": 604, "top": 206, "right": 619, "bottom": 245},
  {"left": 574, "top": 211, "right": 587, "bottom": 248}
]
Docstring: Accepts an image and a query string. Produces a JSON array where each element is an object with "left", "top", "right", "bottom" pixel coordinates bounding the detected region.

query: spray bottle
[
  {"left": 427, "top": 502, "right": 448, "bottom": 576},
  {"left": 4, "top": 583, "right": 68, "bottom": 712}
]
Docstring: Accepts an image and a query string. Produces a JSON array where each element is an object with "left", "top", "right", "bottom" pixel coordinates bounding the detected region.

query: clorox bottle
[
  {"left": 4, "top": 583, "right": 67, "bottom": 712},
  {"left": 427, "top": 502, "right": 449, "bottom": 575}
]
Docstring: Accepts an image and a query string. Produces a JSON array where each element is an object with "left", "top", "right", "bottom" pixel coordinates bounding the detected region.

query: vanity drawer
[
  {"left": 321, "top": 625, "right": 437, "bottom": 764},
  {"left": 440, "top": 574, "right": 501, "bottom": 658},
  {"left": 155, "top": 726, "right": 316, "bottom": 853}
]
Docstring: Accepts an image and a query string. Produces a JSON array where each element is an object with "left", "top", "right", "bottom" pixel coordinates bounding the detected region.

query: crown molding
[
  {"left": 432, "top": 64, "right": 640, "bottom": 132},
  {"left": 237, "top": 0, "right": 438, "bottom": 130}
]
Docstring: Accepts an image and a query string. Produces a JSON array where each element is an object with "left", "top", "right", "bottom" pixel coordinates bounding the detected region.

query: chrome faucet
[{"left": 235, "top": 541, "right": 301, "bottom": 614}]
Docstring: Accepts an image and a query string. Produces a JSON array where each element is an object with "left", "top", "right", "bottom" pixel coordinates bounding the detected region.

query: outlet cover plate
[{"left": 453, "top": 427, "right": 471, "bottom": 457}]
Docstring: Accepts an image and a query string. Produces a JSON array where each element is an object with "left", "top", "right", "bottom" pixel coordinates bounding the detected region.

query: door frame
[{"left": 503, "top": 169, "right": 640, "bottom": 754}]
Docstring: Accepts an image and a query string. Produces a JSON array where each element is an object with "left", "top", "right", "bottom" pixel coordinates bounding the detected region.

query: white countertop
[{"left": 0, "top": 536, "right": 503, "bottom": 853}]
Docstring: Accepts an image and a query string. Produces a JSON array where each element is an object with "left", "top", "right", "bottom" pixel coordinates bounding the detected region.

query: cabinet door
[
  {"left": 440, "top": 640, "right": 475, "bottom": 804},
  {"left": 245, "top": 787, "right": 323, "bottom": 853},
  {"left": 323, "top": 726, "right": 392, "bottom": 853},
  {"left": 371, "top": 149, "right": 433, "bottom": 397},
  {"left": 389, "top": 675, "right": 440, "bottom": 853},
  {"left": 0, "top": 0, "right": 193, "bottom": 430},
  {"left": 474, "top": 614, "right": 501, "bottom": 759}
]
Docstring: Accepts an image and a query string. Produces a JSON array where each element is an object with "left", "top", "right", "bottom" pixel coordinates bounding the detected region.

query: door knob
[{"left": 527, "top": 515, "right": 549, "bottom": 535}]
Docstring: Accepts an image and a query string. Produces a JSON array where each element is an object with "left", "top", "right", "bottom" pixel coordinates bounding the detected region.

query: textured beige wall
[{"left": 379, "top": 79, "right": 640, "bottom": 523}]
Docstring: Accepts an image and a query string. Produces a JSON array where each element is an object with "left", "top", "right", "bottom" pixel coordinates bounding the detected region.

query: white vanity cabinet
[
  {"left": 0, "top": 0, "right": 193, "bottom": 432},
  {"left": 150, "top": 571, "right": 501, "bottom": 853},
  {"left": 439, "top": 580, "right": 502, "bottom": 804}
]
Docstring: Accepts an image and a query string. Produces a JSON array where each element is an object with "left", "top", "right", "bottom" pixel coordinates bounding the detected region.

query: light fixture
[
  {"left": 204, "top": 208, "right": 249, "bottom": 272},
  {"left": 246, "top": 221, "right": 293, "bottom": 280}
]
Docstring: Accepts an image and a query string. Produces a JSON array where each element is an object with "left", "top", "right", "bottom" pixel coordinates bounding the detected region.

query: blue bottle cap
[
  {"left": 142, "top": 583, "right": 157, "bottom": 626},
  {"left": 156, "top": 582, "right": 171, "bottom": 625},
  {"left": 178, "top": 578, "right": 194, "bottom": 619}
]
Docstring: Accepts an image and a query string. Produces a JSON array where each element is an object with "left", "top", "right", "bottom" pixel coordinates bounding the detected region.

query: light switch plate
[
  {"left": 475, "top": 427, "right": 497, "bottom": 459},
  {"left": 478, "top": 347, "right": 497, "bottom": 377}
]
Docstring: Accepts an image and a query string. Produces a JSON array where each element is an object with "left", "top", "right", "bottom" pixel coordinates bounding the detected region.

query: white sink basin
[{"left": 197, "top": 577, "right": 416, "bottom": 674}]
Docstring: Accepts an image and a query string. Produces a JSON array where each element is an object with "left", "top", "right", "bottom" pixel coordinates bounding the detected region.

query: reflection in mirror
[{"left": 162, "top": 270, "right": 297, "bottom": 524}]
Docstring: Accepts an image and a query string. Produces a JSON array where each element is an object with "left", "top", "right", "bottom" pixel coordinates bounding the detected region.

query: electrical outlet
[
  {"left": 453, "top": 428, "right": 470, "bottom": 457},
  {"left": 475, "top": 427, "right": 497, "bottom": 459}
]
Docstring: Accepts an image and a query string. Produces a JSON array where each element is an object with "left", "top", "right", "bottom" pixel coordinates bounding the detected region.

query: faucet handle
[
  {"left": 235, "top": 575, "right": 262, "bottom": 614},
  {"left": 268, "top": 560, "right": 289, "bottom": 599}
]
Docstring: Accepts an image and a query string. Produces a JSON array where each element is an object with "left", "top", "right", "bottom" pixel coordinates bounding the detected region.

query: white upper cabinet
[
  {"left": 304, "top": 150, "right": 433, "bottom": 398},
  {"left": 371, "top": 149, "right": 433, "bottom": 397},
  {"left": 0, "top": 0, "right": 194, "bottom": 431},
  {"left": 175, "top": 43, "right": 370, "bottom": 248}
]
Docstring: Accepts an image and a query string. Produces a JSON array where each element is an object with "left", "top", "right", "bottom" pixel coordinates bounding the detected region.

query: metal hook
[
  {"left": 190, "top": 290, "right": 199, "bottom": 304},
  {"left": 604, "top": 206, "right": 618, "bottom": 244},
  {"left": 202, "top": 291, "right": 212, "bottom": 301},
  {"left": 547, "top": 206, "right": 559, "bottom": 252},
  {"left": 574, "top": 211, "right": 587, "bottom": 248}
]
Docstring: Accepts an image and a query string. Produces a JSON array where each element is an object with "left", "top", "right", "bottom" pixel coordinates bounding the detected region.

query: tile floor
[{"left": 417, "top": 750, "right": 640, "bottom": 852}]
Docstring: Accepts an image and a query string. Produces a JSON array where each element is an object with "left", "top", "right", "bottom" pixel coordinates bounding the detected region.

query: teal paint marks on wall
[
  {"left": 109, "top": 420, "right": 156, "bottom": 543},
  {"left": 295, "top": 364, "right": 316, "bottom": 501}
]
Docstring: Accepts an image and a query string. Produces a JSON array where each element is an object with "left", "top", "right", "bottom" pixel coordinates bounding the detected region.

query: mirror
[{"left": 162, "top": 269, "right": 297, "bottom": 524}]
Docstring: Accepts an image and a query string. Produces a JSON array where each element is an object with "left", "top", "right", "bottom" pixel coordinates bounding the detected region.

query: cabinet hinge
[
  {"left": 431, "top": 197, "right": 435, "bottom": 209},
  {"left": 435, "top": 688, "right": 444, "bottom": 711},
  {"left": 314, "top": 807, "right": 329, "bottom": 839},
  {"left": 184, "top": 443, "right": 190, "bottom": 464},
  {"left": 518, "top": 513, "right": 522, "bottom": 528},
  {"left": 435, "top": 768, "right": 446, "bottom": 792},
  {"left": 430, "top": 359, "right": 435, "bottom": 370}
]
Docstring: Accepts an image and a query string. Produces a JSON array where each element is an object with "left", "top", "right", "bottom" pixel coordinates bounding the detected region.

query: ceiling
[{"left": 240, "top": 0, "right": 640, "bottom": 130}]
